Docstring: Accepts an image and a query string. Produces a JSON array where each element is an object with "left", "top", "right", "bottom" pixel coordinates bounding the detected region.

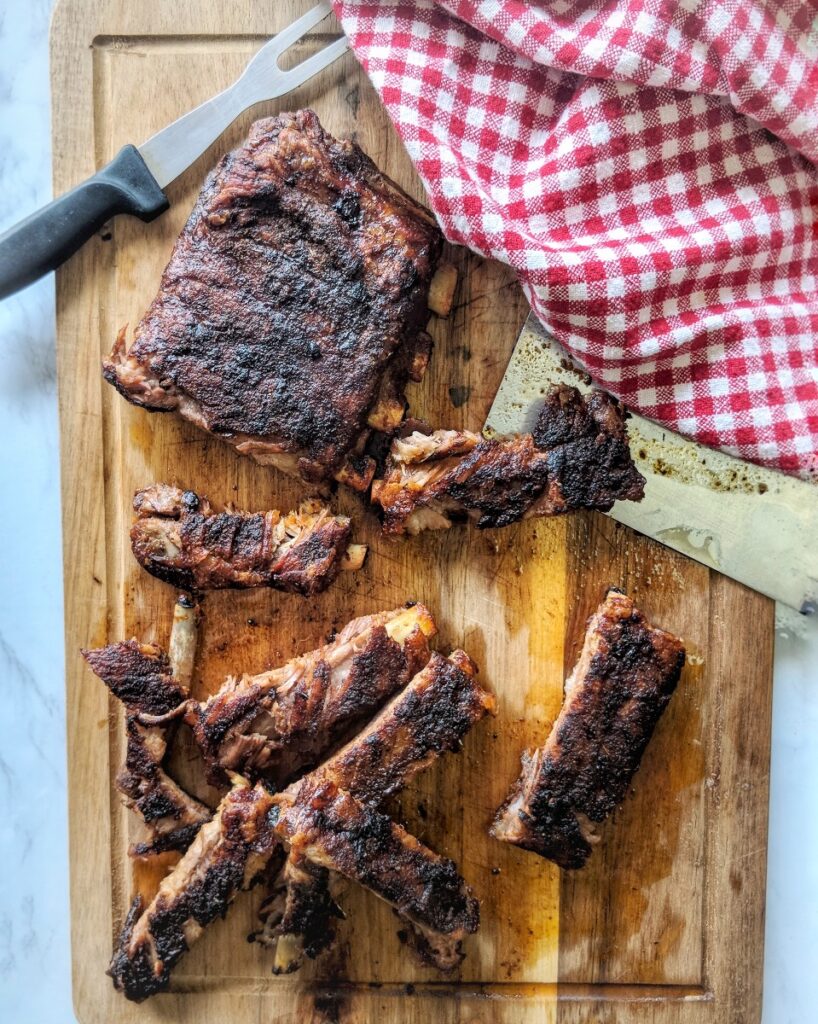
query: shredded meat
[
  {"left": 187, "top": 604, "right": 437, "bottom": 786},
  {"left": 103, "top": 110, "right": 444, "bottom": 490},
  {"left": 130, "top": 483, "right": 366, "bottom": 595},
  {"left": 371, "top": 384, "right": 646, "bottom": 534},
  {"left": 491, "top": 589, "right": 685, "bottom": 869}
]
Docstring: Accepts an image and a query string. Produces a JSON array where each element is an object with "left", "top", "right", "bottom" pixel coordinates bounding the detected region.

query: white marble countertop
[{"left": 0, "top": 3, "right": 814, "bottom": 1022}]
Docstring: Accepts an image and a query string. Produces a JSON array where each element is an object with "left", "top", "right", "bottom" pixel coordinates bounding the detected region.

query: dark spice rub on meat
[
  {"left": 187, "top": 604, "right": 437, "bottom": 786},
  {"left": 108, "top": 781, "right": 277, "bottom": 1002},
  {"left": 82, "top": 633, "right": 212, "bottom": 857},
  {"left": 130, "top": 483, "right": 366, "bottom": 595},
  {"left": 371, "top": 384, "right": 646, "bottom": 534},
  {"left": 103, "top": 110, "right": 447, "bottom": 490},
  {"left": 108, "top": 647, "right": 494, "bottom": 999},
  {"left": 491, "top": 589, "right": 685, "bottom": 869}
]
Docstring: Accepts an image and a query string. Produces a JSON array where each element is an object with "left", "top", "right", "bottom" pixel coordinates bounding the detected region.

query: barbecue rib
[
  {"left": 491, "top": 589, "right": 685, "bottom": 869},
  {"left": 271, "top": 780, "right": 480, "bottom": 967},
  {"left": 103, "top": 110, "right": 447, "bottom": 490},
  {"left": 188, "top": 604, "right": 437, "bottom": 786},
  {"left": 82, "top": 600, "right": 212, "bottom": 857},
  {"left": 371, "top": 384, "right": 646, "bottom": 534},
  {"left": 109, "top": 779, "right": 277, "bottom": 1001},
  {"left": 110, "top": 648, "right": 494, "bottom": 998},
  {"left": 131, "top": 483, "right": 366, "bottom": 595},
  {"left": 277, "top": 648, "right": 494, "bottom": 971},
  {"left": 250, "top": 854, "right": 343, "bottom": 975}
]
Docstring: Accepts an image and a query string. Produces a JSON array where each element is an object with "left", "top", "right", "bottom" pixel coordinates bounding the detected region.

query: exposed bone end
[
  {"left": 367, "top": 396, "right": 406, "bottom": 432},
  {"left": 407, "top": 332, "right": 433, "bottom": 383},
  {"left": 385, "top": 603, "right": 437, "bottom": 645},
  {"left": 340, "top": 544, "right": 368, "bottom": 572},
  {"left": 168, "top": 594, "right": 199, "bottom": 691},
  {"left": 271, "top": 932, "right": 305, "bottom": 975},
  {"left": 428, "top": 263, "right": 458, "bottom": 317},
  {"left": 333, "top": 454, "right": 376, "bottom": 492}
]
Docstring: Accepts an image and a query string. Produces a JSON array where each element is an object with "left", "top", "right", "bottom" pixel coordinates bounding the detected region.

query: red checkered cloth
[{"left": 331, "top": 0, "right": 818, "bottom": 478}]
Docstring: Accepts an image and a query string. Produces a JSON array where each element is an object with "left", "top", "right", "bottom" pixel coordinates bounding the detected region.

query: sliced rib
[
  {"left": 109, "top": 648, "right": 493, "bottom": 996},
  {"left": 108, "top": 779, "right": 276, "bottom": 1001},
  {"left": 271, "top": 781, "right": 479, "bottom": 969},
  {"left": 83, "top": 605, "right": 212, "bottom": 858},
  {"left": 131, "top": 483, "right": 366, "bottom": 595},
  {"left": 491, "top": 589, "right": 685, "bottom": 869},
  {"left": 261, "top": 649, "right": 495, "bottom": 971},
  {"left": 103, "top": 110, "right": 445, "bottom": 491},
  {"left": 371, "top": 384, "right": 646, "bottom": 535},
  {"left": 187, "top": 604, "right": 437, "bottom": 786}
]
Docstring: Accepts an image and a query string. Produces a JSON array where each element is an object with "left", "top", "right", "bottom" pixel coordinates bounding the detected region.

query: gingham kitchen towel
[{"left": 332, "top": 0, "right": 818, "bottom": 478}]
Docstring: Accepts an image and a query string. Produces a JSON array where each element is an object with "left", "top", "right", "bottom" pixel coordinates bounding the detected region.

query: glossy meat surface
[
  {"left": 372, "top": 385, "right": 646, "bottom": 534},
  {"left": 131, "top": 483, "right": 363, "bottom": 595},
  {"left": 491, "top": 589, "right": 685, "bottom": 868},
  {"left": 103, "top": 110, "right": 443, "bottom": 488}
]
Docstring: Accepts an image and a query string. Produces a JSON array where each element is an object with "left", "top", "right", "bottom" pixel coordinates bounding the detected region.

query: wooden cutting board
[{"left": 52, "top": 1, "right": 774, "bottom": 1021}]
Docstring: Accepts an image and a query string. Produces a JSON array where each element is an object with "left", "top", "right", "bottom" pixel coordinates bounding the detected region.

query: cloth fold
[{"left": 332, "top": 0, "right": 818, "bottom": 477}]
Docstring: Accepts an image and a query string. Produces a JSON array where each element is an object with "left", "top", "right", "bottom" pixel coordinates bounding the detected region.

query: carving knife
[
  {"left": 0, "top": 2, "right": 348, "bottom": 301},
  {"left": 486, "top": 311, "right": 818, "bottom": 617}
]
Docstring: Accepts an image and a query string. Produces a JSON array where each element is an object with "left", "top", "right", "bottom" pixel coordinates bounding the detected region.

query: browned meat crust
[
  {"left": 130, "top": 483, "right": 365, "bottom": 595},
  {"left": 82, "top": 640, "right": 212, "bottom": 856},
  {"left": 109, "top": 645, "right": 494, "bottom": 997},
  {"left": 371, "top": 385, "right": 646, "bottom": 534},
  {"left": 82, "top": 640, "right": 186, "bottom": 716},
  {"left": 108, "top": 782, "right": 277, "bottom": 1001},
  {"left": 271, "top": 780, "right": 480, "bottom": 956},
  {"left": 187, "top": 605, "right": 437, "bottom": 786},
  {"left": 491, "top": 589, "right": 685, "bottom": 869},
  {"left": 250, "top": 854, "right": 343, "bottom": 974},
  {"left": 285, "top": 648, "right": 494, "bottom": 971},
  {"left": 313, "top": 649, "right": 495, "bottom": 804},
  {"left": 103, "top": 110, "right": 443, "bottom": 489}
]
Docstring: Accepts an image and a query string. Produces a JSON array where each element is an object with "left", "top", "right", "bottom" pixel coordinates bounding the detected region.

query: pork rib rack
[
  {"left": 371, "top": 384, "right": 646, "bottom": 534},
  {"left": 104, "top": 110, "right": 449, "bottom": 491},
  {"left": 130, "top": 483, "right": 366, "bottom": 595},
  {"left": 491, "top": 589, "right": 685, "bottom": 869}
]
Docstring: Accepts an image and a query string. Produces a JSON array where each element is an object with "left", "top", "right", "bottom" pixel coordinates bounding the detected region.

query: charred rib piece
[
  {"left": 188, "top": 604, "right": 437, "bottom": 786},
  {"left": 250, "top": 854, "right": 343, "bottom": 975},
  {"left": 371, "top": 385, "right": 645, "bottom": 534},
  {"left": 279, "top": 649, "right": 494, "bottom": 971},
  {"left": 109, "top": 648, "right": 493, "bottom": 997},
  {"left": 103, "top": 110, "right": 446, "bottom": 491},
  {"left": 491, "top": 589, "right": 685, "bottom": 869},
  {"left": 131, "top": 483, "right": 366, "bottom": 595},
  {"left": 272, "top": 779, "right": 479, "bottom": 964},
  {"left": 82, "top": 602, "right": 212, "bottom": 857},
  {"left": 109, "top": 780, "right": 277, "bottom": 1001}
]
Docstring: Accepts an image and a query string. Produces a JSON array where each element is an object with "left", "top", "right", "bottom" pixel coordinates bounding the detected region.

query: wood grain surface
[{"left": 52, "top": 2, "right": 774, "bottom": 1021}]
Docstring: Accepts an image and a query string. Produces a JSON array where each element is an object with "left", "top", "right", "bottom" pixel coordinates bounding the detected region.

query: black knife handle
[{"left": 0, "top": 145, "right": 169, "bottom": 301}]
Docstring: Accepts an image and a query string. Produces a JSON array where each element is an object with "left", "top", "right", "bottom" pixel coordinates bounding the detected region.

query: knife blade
[
  {"left": 0, "top": 2, "right": 348, "bottom": 301},
  {"left": 486, "top": 311, "right": 818, "bottom": 616}
]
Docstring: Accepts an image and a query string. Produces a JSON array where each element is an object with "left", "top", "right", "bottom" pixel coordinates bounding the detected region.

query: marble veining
[{"left": 0, "top": 3, "right": 814, "bottom": 1022}]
